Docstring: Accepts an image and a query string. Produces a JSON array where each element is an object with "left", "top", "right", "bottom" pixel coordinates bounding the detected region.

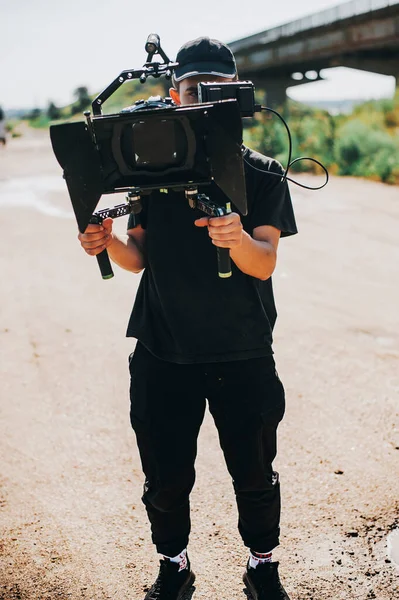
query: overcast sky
[{"left": 0, "top": 0, "right": 396, "bottom": 109}]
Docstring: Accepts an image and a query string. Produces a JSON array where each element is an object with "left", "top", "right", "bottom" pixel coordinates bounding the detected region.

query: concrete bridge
[{"left": 229, "top": 0, "right": 399, "bottom": 106}]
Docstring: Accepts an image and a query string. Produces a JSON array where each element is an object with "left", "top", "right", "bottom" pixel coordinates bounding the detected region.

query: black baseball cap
[{"left": 174, "top": 37, "right": 237, "bottom": 83}]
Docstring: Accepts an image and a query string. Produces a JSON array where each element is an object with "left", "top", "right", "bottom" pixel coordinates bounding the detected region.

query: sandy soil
[{"left": 0, "top": 127, "right": 398, "bottom": 600}]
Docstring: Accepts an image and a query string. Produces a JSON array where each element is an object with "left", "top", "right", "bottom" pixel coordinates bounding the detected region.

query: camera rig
[
  {"left": 50, "top": 34, "right": 252, "bottom": 280},
  {"left": 50, "top": 33, "right": 328, "bottom": 280}
]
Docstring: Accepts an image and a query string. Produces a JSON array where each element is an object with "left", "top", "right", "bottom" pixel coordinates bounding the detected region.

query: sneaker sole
[
  {"left": 243, "top": 571, "right": 258, "bottom": 600},
  {"left": 178, "top": 570, "right": 196, "bottom": 599}
]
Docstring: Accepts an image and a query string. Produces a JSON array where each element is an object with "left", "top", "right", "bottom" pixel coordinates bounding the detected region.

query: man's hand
[
  {"left": 194, "top": 213, "right": 243, "bottom": 248},
  {"left": 78, "top": 217, "right": 114, "bottom": 256},
  {"left": 195, "top": 213, "right": 281, "bottom": 280}
]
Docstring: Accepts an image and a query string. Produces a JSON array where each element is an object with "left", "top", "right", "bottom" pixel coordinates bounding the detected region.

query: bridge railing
[{"left": 230, "top": 0, "right": 399, "bottom": 49}]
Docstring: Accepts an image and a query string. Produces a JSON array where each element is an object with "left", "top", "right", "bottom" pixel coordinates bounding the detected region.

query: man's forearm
[
  {"left": 229, "top": 231, "right": 276, "bottom": 280},
  {"left": 107, "top": 233, "right": 146, "bottom": 273}
]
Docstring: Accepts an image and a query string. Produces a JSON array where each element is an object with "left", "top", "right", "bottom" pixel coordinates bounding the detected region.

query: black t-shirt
[{"left": 126, "top": 147, "right": 297, "bottom": 364}]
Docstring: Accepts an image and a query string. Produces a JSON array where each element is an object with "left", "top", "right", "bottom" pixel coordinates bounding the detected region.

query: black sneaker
[
  {"left": 243, "top": 561, "right": 290, "bottom": 600},
  {"left": 144, "top": 557, "right": 195, "bottom": 600}
]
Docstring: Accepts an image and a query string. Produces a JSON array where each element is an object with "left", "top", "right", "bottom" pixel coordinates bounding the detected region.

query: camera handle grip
[
  {"left": 217, "top": 248, "right": 232, "bottom": 279},
  {"left": 192, "top": 193, "right": 233, "bottom": 279},
  {"left": 96, "top": 249, "right": 114, "bottom": 280},
  {"left": 89, "top": 215, "right": 114, "bottom": 280},
  {"left": 217, "top": 202, "right": 232, "bottom": 279}
]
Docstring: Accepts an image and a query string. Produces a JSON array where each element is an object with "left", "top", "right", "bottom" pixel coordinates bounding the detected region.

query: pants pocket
[{"left": 261, "top": 374, "right": 286, "bottom": 426}]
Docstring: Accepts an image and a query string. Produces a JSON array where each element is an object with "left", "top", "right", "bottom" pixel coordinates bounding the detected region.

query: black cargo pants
[{"left": 129, "top": 342, "right": 286, "bottom": 557}]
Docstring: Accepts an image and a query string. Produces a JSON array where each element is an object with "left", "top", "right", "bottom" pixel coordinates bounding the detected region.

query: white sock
[
  {"left": 249, "top": 550, "right": 273, "bottom": 569},
  {"left": 162, "top": 548, "right": 188, "bottom": 572}
]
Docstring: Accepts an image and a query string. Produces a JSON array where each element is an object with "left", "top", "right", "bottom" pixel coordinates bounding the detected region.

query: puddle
[
  {"left": 387, "top": 529, "right": 399, "bottom": 568},
  {"left": 0, "top": 176, "right": 73, "bottom": 219}
]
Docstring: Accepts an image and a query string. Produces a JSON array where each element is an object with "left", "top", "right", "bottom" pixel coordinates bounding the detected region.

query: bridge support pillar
[
  {"left": 265, "top": 82, "right": 288, "bottom": 108},
  {"left": 252, "top": 77, "right": 289, "bottom": 109}
]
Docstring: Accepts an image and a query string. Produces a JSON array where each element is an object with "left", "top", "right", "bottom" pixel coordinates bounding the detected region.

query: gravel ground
[{"left": 0, "top": 128, "right": 398, "bottom": 599}]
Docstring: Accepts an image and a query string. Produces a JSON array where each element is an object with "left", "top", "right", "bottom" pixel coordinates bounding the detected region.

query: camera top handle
[{"left": 92, "top": 34, "right": 178, "bottom": 116}]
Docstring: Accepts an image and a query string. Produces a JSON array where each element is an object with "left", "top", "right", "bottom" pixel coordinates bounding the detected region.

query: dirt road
[{"left": 0, "top": 128, "right": 398, "bottom": 599}]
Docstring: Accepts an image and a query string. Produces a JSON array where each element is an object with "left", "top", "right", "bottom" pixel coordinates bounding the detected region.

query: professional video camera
[
  {"left": 50, "top": 33, "right": 328, "bottom": 280},
  {"left": 50, "top": 34, "right": 252, "bottom": 280}
]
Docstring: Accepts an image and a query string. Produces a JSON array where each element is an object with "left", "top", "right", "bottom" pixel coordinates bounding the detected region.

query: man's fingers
[
  {"left": 195, "top": 212, "right": 243, "bottom": 249},
  {"left": 78, "top": 231, "right": 107, "bottom": 243},
  {"left": 82, "top": 224, "right": 104, "bottom": 234},
  {"left": 209, "top": 213, "right": 239, "bottom": 227},
  {"left": 79, "top": 230, "right": 113, "bottom": 254},
  {"left": 194, "top": 217, "right": 209, "bottom": 227},
  {"left": 196, "top": 215, "right": 241, "bottom": 230},
  {"left": 85, "top": 245, "right": 108, "bottom": 256},
  {"left": 77, "top": 220, "right": 113, "bottom": 257},
  {"left": 80, "top": 236, "right": 110, "bottom": 249},
  {"left": 102, "top": 217, "right": 113, "bottom": 233},
  {"left": 84, "top": 236, "right": 113, "bottom": 255},
  {"left": 80, "top": 218, "right": 112, "bottom": 236},
  {"left": 210, "top": 233, "right": 240, "bottom": 242},
  {"left": 208, "top": 223, "right": 241, "bottom": 236}
]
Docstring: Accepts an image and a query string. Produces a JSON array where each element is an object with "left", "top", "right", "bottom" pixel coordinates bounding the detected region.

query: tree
[
  {"left": 27, "top": 108, "right": 41, "bottom": 120},
  {"left": 47, "top": 101, "right": 61, "bottom": 120},
  {"left": 71, "top": 86, "right": 91, "bottom": 115}
]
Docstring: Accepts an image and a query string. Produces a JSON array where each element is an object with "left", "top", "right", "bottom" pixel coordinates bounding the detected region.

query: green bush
[
  {"left": 244, "top": 95, "right": 399, "bottom": 184},
  {"left": 335, "top": 120, "right": 399, "bottom": 182},
  {"left": 28, "top": 114, "right": 50, "bottom": 129},
  {"left": 244, "top": 104, "right": 335, "bottom": 174},
  {"left": 244, "top": 114, "right": 287, "bottom": 163}
]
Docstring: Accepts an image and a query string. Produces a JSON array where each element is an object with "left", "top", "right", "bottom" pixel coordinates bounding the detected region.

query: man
[{"left": 79, "top": 37, "right": 297, "bottom": 600}]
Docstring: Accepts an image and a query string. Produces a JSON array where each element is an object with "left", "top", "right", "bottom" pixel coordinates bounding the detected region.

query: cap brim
[{"left": 174, "top": 61, "right": 236, "bottom": 82}]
